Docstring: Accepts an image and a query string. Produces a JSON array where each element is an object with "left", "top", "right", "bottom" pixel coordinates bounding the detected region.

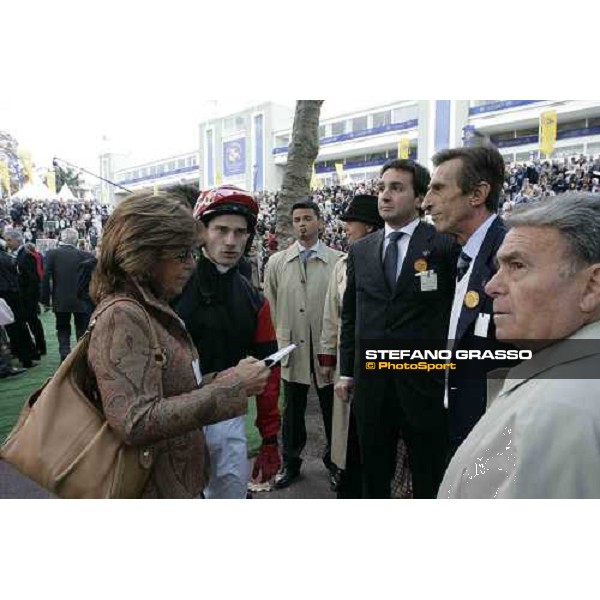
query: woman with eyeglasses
[{"left": 87, "top": 191, "right": 270, "bottom": 498}]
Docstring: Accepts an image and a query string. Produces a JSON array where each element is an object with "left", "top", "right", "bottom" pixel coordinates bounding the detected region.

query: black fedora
[{"left": 339, "top": 194, "right": 383, "bottom": 229}]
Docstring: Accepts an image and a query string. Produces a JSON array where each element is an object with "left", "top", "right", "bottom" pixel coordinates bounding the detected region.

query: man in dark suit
[
  {"left": 337, "top": 159, "right": 458, "bottom": 499},
  {"left": 0, "top": 236, "right": 32, "bottom": 373},
  {"left": 41, "top": 227, "right": 90, "bottom": 361},
  {"left": 3, "top": 228, "right": 44, "bottom": 365},
  {"left": 4, "top": 230, "right": 47, "bottom": 357},
  {"left": 422, "top": 145, "right": 517, "bottom": 458}
]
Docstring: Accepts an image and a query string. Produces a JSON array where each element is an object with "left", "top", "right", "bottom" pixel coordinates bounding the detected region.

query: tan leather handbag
[{"left": 0, "top": 297, "right": 161, "bottom": 499}]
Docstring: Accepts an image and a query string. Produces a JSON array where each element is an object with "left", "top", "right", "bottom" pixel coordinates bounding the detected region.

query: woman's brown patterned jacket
[{"left": 87, "top": 280, "right": 247, "bottom": 498}]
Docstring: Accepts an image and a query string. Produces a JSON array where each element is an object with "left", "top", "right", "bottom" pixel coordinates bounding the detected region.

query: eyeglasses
[{"left": 173, "top": 248, "right": 201, "bottom": 263}]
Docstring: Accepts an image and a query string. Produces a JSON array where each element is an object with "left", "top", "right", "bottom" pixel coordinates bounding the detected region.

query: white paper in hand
[{"left": 264, "top": 344, "right": 296, "bottom": 367}]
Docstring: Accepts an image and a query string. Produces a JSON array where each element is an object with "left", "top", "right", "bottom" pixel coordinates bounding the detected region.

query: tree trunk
[{"left": 276, "top": 100, "right": 323, "bottom": 249}]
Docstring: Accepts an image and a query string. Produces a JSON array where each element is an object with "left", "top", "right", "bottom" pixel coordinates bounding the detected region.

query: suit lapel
[
  {"left": 455, "top": 217, "right": 505, "bottom": 341},
  {"left": 366, "top": 229, "right": 387, "bottom": 290}
]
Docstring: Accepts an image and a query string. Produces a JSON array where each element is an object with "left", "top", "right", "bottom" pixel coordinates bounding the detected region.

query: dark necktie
[
  {"left": 383, "top": 231, "right": 404, "bottom": 290},
  {"left": 456, "top": 251, "right": 472, "bottom": 282}
]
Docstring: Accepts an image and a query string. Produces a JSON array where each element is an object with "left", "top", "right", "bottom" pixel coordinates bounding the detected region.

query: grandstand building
[
  {"left": 103, "top": 100, "right": 600, "bottom": 200},
  {"left": 273, "top": 100, "right": 600, "bottom": 185},
  {"left": 198, "top": 102, "right": 294, "bottom": 191}
]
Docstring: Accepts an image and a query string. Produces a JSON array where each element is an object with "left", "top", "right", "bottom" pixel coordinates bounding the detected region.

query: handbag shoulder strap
[{"left": 89, "top": 297, "right": 164, "bottom": 367}]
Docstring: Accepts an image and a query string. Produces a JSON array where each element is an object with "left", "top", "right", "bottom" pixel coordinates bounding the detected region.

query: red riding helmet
[{"left": 193, "top": 184, "right": 259, "bottom": 229}]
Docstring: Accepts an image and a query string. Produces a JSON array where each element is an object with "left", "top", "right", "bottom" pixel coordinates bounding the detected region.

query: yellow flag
[
  {"left": 539, "top": 110, "right": 557, "bottom": 156},
  {"left": 0, "top": 161, "right": 10, "bottom": 196},
  {"left": 46, "top": 170, "right": 56, "bottom": 194},
  {"left": 335, "top": 162, "right": 344, "bottom": 184},
  {"left": 398, "top": 137, "right": 410, "bottom": 159},
  {"left": 216, "top": 170, "right": 223, "bottom": 185},
  {"left": 310, "top": 164, "right": 320, "bottom": 190},
  {"left": 19, "top": 150, "right": 34, "bottom": 183}
]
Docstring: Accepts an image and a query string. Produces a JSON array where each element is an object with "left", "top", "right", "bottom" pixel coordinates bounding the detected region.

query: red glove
[{"left": 252, "top": 440, "right": 281, "bottom": 483}]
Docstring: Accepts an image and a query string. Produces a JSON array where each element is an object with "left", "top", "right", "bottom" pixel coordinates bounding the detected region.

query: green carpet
[
  {"left": 0, "top": 311, "right": 262, "bottom": 454},
  {"left": 0, "top": 311, "right": 61, "bottom": 444}
]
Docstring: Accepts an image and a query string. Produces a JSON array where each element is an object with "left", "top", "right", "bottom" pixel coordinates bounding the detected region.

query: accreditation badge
[{"left": 417, "top": 269, "right": 438, "bottom": 292}]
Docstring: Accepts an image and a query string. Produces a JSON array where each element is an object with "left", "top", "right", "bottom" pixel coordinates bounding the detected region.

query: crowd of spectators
[
  {"left": 0, "top": 198, "right": 109, "bottom": 252},
  {"left": 2, "top": 152, "right": 600, "bottom": 278},
  {"left": 254, "top": 180, "right": 379, "bottom": 266},
  {"left": 502, "top": 154, "right": 600, "bottom": 210},
  {"left": 251, "top": 154, "right": 600, "bottom": 273}
]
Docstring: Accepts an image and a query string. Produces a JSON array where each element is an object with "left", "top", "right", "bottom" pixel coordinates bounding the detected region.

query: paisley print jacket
[{"left": 87, "top": 280, "right": 247, "bottom": 498}]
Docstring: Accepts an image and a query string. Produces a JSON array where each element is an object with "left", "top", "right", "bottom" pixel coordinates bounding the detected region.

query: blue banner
[
  {"left": 223, "top": 138, "right": 246, "bottom": 176},
  {"left": 462, "top": 125, "right": 478, "bottom": 147},
  {"left": 253, "top": 114, "right": 264, "bottom": 191},
  {"left": 492, "top": 125, "right": 600, "bottom": 149},
  {"left": 206, "top": 129, "right": 214, "bottom": 187},
  {"left": 272, "top": 119, "right": 419, "bottom": 155},
  {"left": 434, "top": 100, "right": 451, "bottom": 152},
  {"left": 469, "top": 100, "right": 543, "bottom": 116},
  {"left": 315, "top": 149, "right": 417, "bottom": 174},
  {"left": 117, "top": 164, "right": 198, "bottom": 186}
]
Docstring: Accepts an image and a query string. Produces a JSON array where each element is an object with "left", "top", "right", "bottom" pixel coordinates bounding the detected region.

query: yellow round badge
[
  {"left": 464, "top": 291, "right": 480, "bottom": 309},
  {"left": 414, "top": 258, "right": 428, "bottom": 272}
]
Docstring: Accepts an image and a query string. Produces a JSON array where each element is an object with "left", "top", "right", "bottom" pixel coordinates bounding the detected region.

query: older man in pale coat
[
  {"left": 264, "top": 200, "right": 345, "bottom": 489},
  {"left": 439, "top": 194, "right": 600, "bottom": 499}
]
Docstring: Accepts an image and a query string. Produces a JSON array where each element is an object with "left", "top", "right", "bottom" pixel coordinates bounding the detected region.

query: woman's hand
[{"left": 231, "top": 356, "right": 271, "bottom": 397}]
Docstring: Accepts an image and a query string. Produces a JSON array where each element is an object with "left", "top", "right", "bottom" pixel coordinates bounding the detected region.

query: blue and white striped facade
[
  {"left": 199, "top": 102, "right": 294, "bottom": 192},
  {"left": 274, "top": 100, "right": 600, "bottom": 185},
  {"left": 104, "top": 100, "right": 600, "bottom": 202}
]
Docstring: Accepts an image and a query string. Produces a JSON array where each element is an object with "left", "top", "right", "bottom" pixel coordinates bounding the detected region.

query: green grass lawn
[{"left": 0, "top": 311, "right": 263, "bottom": 454}]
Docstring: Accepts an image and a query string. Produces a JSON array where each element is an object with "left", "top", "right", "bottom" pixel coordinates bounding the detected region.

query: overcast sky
[
  {"left": 1, "top": 1, "right": 592, "bottom": 185},
  {"left": 0, "top": 96, "right": 391, "bottom": 178}
]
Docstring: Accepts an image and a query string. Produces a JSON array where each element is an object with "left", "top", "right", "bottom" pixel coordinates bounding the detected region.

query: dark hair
[
  {"left": 380, "top": 159, "right": 431, "bottom": 198},
  {"left": 432, "top": 146, "right": 505, "bottom": 212},
  {"left": 291, "top": 200, "right": 321, "bottom": 219},
  {"left": 164, "top": 183, "right": 200, "bottom": 211}
]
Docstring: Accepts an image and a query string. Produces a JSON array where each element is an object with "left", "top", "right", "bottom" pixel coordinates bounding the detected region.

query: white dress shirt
[
  {"left": 381, "top": 218, "right": 420, "bottom": 279},
  {"left": 445, "top": 214, "right": 497, "bottom": 408}
]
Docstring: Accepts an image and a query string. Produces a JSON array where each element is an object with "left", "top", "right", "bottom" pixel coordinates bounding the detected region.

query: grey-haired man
[
  {"left": 440, "top": 194, "right": 600, "bottom": 498},
  {"left": 41, "top": 228, "right": 90, "bottom": 361}
]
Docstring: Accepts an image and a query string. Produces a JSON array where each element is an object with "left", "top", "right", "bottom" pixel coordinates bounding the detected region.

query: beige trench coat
[
  {"left": 318, "top": 256, "right": 350, "bottom": 467},
  {"left": 264, "top": 241, "right": 345, "bottom": 388}
]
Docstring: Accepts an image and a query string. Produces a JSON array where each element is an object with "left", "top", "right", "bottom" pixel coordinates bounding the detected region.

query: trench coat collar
[
  {"left": 498, "top": 320, "right": 600, "bottom": 397},
  {"left": 283, "top": 239, "right": 333, "bottom": 264}
]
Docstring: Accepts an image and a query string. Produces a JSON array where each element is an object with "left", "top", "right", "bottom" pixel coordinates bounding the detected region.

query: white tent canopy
[
  {"left": 57, "top": 184, "right": 76, "bottom": 201},
  {"left": 13, "top": 181, "right": 57, "bottom": 200}
]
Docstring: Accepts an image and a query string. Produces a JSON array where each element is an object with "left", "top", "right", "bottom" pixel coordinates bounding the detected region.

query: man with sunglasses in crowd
[{"left": 175, "top": 185, "right": 281, "bottom": 499}]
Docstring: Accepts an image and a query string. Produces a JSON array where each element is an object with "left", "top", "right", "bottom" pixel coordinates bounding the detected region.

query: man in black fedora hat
[{"left": 318, "top": 195, "right": 383, "bottom": 495}]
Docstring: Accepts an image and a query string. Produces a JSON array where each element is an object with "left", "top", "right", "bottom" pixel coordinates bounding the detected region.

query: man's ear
[
  {"left": 580, "top": 263, "right": 600, "bottom": 313},
  {"left": 471, "top": 181, "right": 491, "bottom": 208}
]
